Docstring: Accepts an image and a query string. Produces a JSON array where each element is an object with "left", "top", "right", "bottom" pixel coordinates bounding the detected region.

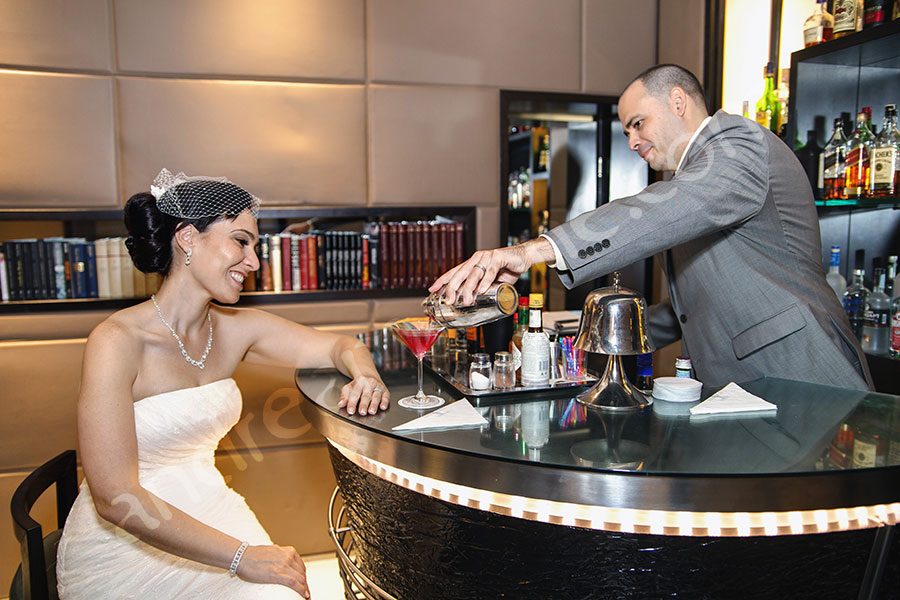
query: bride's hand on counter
[
  {"left": 237, "top": 544, "right": 310, "bottom": 598},
  {"left": 339, "top": 375, "right": 390, "bottom": 416}
]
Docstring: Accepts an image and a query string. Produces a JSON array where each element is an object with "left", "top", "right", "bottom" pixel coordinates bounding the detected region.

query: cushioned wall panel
[
  {"left": 369, "top": 85, "right": 497, "bottom": 206},
  {"left": 117, "top": 78, "right": 367, "bottom": 205},
  {"left": 583, "top": 0, "right": 659, "bottom": 95},
  {"left": 114, "top": 0, "right": 364, "bottom": 80},
  {"left": 0, "top": 0, "right": 112, "bottom": 70},
  {"left": 0, "top": 72, "right": 118, "bottom": 207},
  {"left": 369, "top": 0, "right": 580, "bottom": 90}
]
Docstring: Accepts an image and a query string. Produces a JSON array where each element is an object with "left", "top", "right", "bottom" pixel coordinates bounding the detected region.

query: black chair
[{"left": 9, "top": 450, "right": 78, "bottom": 600}]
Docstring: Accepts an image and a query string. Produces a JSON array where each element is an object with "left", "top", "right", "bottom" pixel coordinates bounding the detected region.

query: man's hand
[{"left": 428, "top": 238, "right": 555, "bottom": 305}]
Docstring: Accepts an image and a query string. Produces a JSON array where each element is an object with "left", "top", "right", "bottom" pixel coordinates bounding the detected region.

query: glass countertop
[{"left": 296, "top": 330, "right": 900, "bottom": 479}]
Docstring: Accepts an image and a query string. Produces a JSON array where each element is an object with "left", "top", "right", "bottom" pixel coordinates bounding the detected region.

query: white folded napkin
[
  {"left": 689, "top": 382, "right": 777, "bottom": 416},
  {"left": 392, "top": 399, "right": 488, "bottom": 432}
]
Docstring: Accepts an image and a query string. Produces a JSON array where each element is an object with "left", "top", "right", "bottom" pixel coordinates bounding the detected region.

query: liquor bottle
[
  {"left": 755, "top": 62, "right": 782, "bottom": 134},
  {"left": 534, "top": 131, "right": 549, "bottom": 173},
  {"left": 863, "top": 105, "right": 876, "bottom": 135},
  {"left": 863, "top": 0, "right": 892, "bottom": 27},
  {"left": 895, "top": 0, "right": 900, "bottom": 19},
  {"left": 843, "top": 268, "right": 870, "bottom": 339},
  {"left": 834, "top": 0, "right": 862, "bottom": 36},
  {"left": 887, "top": 255, "right": 898, "bottom": 298},
  {"left": 823, "top": 118, "right": 848, "bottom": 200},
  {"left": 844, "top": 111, "right": 876, "bottom": 198},
  {"left": 871, "top": 104, "right": 900, "bottom": 197},
  {"left": 777, "top": 68, "right": 791, "bottom": 141},
  {"left": 861, "top": 270, "right": 892, "bottom": 354},
  {"left": 804, "top": 0, "right": 835, "bottom": 46},
  {"left": 509, "top": 295, "right": 529, "bottom": 379},
  {"left": 520, "top": 293, "right": 550, "bottom": 387},
  {"left": 891, "top": 295, "right": 900, "bottom": 357},
  {"left": 796, "top": 130, "right": 824, "bottom": 199},
  {"left": 826, "top": 245, "right": 847, "bottom": 299}
]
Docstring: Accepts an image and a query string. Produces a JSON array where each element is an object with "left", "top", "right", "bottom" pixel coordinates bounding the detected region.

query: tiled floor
[{"left": 305, "top": 552, "right": 346, "bottom": 600}]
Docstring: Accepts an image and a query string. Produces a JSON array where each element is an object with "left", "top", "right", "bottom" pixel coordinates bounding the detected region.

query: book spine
[
  {"left": 440, "top": 222, "right": 450, "bottom": 275},
  {"left": 413, "top": 221, "right": 424, "bottom": 288},
  {"left": 0, "top": 251, "right": 8, "bottom": 302},
  {"left": 259, "top": 234, "right": 272, "bottom": 291},
  {"left": 429, "top": 221, "right": 440, "bottom": 285},
  {"left": 281, "top": 235, "right": 292, "bottom": 291},
  {"left": 62, "top": 240, "right": 73, "bottom": 299},
  {"left": 368, "top": 226, "right": 379, "bottom": 290},
  {"left": 36, "top": 239, "right": 51, "bottom": 299},
  {"left": 389, "top": 223, "right": 399, "bottom": 289},
  {"left": 397, "top": 222, "right": 408, "bottom": 289},
  {"left": 271, "top": 235, "right": 283, "bottom": 292},
  {"left": 70, "top": 243, "right": 87, "bottom": 299},
  {"left": 51, "top": 240, "right": 66, "bottom": 299},
  {"left": 299, "top": 235, "right": 309, "bottom": 290},
  {"left": 290, "top": 234, "right": 301, "bottom": 291},
  {"left": 315, "top": 233, "right": 325, "bottom": 290},
  {"left": 361, "top": 234, "right": 370, "bottom": 290},
  {"left": 116, "top": 238, "right": 132, "bottom": 298},
  {"left": 94, "top": 239, "right": 110, "bottom": 298},
  {"left": 379, "top": 223, "right": 391, "bottom": 290},
  {"left": 84, "top": 242, "right": 99, "bottom": 298},
  {"left": 355, "top": 233, "right": 363, "bottom": 289},
  {"left": 10, "top": 242, "right": 25, "bottom": 301},
  {"left": 309, "top": 235, "right": 325, "bottom": 290},
  {"left": 20, "top": 241, "right": 36, "bottom": 300},
  {"left": 454, "top": 222, "right": 465, "bottom": 271}
]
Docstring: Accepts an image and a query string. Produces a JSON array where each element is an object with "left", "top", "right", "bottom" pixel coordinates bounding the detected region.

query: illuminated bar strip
[{"left": 332, "top": 442, "right": 900, "bottom": 538}]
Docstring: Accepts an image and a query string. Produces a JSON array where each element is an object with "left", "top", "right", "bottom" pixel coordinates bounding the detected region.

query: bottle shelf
[
  {"left": 792, "top": 18, "right": 900, "bottom": 69},
  {"left": 815, "top": 195, "right": 900, "bottom": 209}
]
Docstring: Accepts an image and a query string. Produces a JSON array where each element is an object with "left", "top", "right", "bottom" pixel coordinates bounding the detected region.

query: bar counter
[{"left": 296, "top": 330, "right": 900, "bottom": 599}]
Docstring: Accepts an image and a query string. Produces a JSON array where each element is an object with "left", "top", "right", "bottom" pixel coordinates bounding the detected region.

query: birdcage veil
[{"left": 149, "top": 168, "right": 261, "bottom": 219}]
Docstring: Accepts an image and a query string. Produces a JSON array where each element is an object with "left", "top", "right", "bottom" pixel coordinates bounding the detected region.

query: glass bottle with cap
[
  {"left": 492, "top": 351, "right": 515, "bottom": 390},
  {"left": 469, "top": 353, "right": 492, "bottom": 391},
  {"left": 521, "top": 293, "right": 550, "bottom": 386},
  {"left": 675, "top": 356, "right": 693, "bottom": 379}
]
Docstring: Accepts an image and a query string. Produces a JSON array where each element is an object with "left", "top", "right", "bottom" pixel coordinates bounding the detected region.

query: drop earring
[{"left": 185, "top": 248, "right": 192, "bottom": 266}]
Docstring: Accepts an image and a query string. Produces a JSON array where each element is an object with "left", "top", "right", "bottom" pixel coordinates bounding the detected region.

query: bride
[{"left": 56, "top": 169, "right": 390, "bottom": 599}]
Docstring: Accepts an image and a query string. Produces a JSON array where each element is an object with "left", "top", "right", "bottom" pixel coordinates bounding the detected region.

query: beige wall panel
[
  {"left": 1, "top": 312, "right": 109, "bottom": 341},
  {"left": 583, "top": 0, "right": 658, "bottom": 95},
  {"left": 369, "top": 0, "right": 580, "bottom": 89},
  {"left": 658, "top": 0, "right": 706, "bottom": 84},
  {"left": 250, "top": 300, "right": 370, "bottom": 326},
  {"left": 0, "top": 72, "right": 117, "bottom": 207},
  {"left": 370, "top": 86, "right": 497, "bottom": 207},
  {"left": 216, "top": 443, "right": 336, "bottom": 556},
  {"left": 477, "top": 205, "right": 500, "bottom": 250},
  {"left": 0, "top": 340, "right": 83, "bottom": 470},
  {"left": 0, "top": 0, "right": 112, "bottom": 70},
  {"left": 117, "top": 78, "right": 367, "bottom": 205},
  {"left": 114, "top": 0, "right": 364, "bottom": 80},
  {"left": 371, "top": 296, "right": 426, "bottom": 326}
]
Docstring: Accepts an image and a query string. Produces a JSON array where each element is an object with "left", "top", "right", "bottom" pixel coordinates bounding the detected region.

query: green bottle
[{"left": 755, "top": 62, "right": 782, "bottom": 134}]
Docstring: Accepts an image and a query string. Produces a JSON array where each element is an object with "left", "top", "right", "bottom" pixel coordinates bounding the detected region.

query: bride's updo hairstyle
[{"left": 124, "top": 169, "right": 260, "bottom": 276}]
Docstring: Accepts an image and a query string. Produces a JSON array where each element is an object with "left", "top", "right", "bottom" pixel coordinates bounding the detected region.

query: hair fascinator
[{"left": 150, "top": 168, "right": 260, "bottom": 219}]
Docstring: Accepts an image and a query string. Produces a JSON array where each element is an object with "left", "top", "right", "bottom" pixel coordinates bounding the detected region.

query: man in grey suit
[{"left": 431, "top": 64, "right": 872, "bottom": 391}]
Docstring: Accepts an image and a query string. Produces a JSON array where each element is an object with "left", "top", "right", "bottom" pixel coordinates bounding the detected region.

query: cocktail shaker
[{"left": 423, "top": 282, "right": 519, "bottom": 328}]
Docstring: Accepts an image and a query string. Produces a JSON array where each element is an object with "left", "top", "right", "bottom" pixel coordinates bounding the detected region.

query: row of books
[
  {"left": 246, "top": 220, "right": 467, "bottom": 292},
  {"left": 1, "top": 237, "right": 161, "bottom": 302},
  {"left": 1, "top": 219, "right": 468, "bottom": 302}
]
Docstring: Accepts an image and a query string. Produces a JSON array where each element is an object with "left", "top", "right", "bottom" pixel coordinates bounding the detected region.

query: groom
[{"left": 430, "top": 64, "right": 872, "bottom": 391}]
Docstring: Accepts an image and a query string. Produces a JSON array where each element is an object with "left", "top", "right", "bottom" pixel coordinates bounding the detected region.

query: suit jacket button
[
  {"left": 586, "top": 246, "right": 595, "bottom": 255},
  {"left": 593, "top": 242, "right": 602, "bottom": 252},
  {"left": 601, "top": 239, "right": 610, "bottom": 248},
  {"left": 578, "top": 249, "right": 587, "bottom": 259},
  {"left": 680, "top": 314, "right": 687, "bottom": 323}
]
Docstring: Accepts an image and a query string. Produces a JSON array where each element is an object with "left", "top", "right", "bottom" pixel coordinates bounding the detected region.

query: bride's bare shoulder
[{"left": 87, "top": 301, "right": 155, "bottom": 347}]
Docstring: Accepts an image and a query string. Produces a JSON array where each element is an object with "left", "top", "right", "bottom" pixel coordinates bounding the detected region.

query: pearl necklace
[{"left": 150, "top": 295, "right": 213, "bottom": 370}]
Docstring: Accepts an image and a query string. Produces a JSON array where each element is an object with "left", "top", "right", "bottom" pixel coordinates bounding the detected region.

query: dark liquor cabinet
[{"left": 788, "top": 20, "right": 900, "bottom": 393}]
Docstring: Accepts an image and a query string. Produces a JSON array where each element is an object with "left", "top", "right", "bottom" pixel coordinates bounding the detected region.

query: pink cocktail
[{"left": 391, "top": 318, "right": 446, "bottom": 409}]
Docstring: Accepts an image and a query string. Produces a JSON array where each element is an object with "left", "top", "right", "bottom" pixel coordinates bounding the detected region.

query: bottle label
[
  {"left": 872, "top": 147, "right": 897, "bottom": 185},
  {"left": 529, "top": 308, "right": 542, "bottom": 329},
  {"left": 852, "top": 437, "right": 878, "bottom": 468},
  {"left": 804, "top": 26, "right": 824, "bottom": 46},
  {"left": 846, "top": 145, "right": 868, "bottom": 168},
  {"left": 521, "top": 332, "right": 550, "bottom": 385},
  {"left": 833, "top": 0, "right": 858, "bottom": 32},
  {"left": 755, "top": 110, "right": 771, "bottom": 129},
  {"left": 511, "top": 343, "right": 522, "bottom": 372},
  {"left": 892, "top": 313, "right": 900, "bottom": 353}
]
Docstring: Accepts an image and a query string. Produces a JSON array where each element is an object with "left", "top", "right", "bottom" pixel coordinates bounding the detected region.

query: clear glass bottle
[
  {"left": 843, "top": 268, "right": 870, "bottom": 339},
  {"left": 492, "top": 351, "right": 515, "bottom": 390},
  {"left": 844, "top": 111, "right": 876, "bottom": 198},
  {"left": 823, "top": 118, "right": 848, "bottom": 200},
  {"left": 469, "top": 353, "right": 492, "bottom": 390},
  {"left": 861, "top": 270, "right": 892, "bottom": 354},
  {"left": 871, "top": 104, "right": 899, "bottom": 197},
  {"left": 804, "top": 0, "right": 835, "bottom": 46},
  {"left": 521, "top": 293, "right": 550, "bottom": 386},
  {"left": 520, "top": 401, "right": 551, "bottom": 460},
  {"left": 826, "top": 245, "right": 847, "bottom": 299},
  {"left": 755, "top": 62, "right": 782, "bottom": 134},
  {"left": 887, "top": 255, "right": 898, "bottom": 299}
]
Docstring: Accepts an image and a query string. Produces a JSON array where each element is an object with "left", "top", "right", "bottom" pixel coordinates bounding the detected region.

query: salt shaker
[{"left": 469, "top": 353, "right": 492, "bottom": 390}]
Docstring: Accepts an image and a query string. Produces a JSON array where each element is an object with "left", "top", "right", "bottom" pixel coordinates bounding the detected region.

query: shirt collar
[{"left": 675, "top": 116, "right": 712, "bottom": 174}]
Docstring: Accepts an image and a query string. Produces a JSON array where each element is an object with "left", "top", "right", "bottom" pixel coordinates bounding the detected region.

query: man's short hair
[{"left": 628, "top": 64, "right": 708, "bottom": 112}]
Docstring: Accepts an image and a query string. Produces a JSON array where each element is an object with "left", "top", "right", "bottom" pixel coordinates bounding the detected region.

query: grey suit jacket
[{"left": 546, "top": 110, "right": 872, "bottom": 390}]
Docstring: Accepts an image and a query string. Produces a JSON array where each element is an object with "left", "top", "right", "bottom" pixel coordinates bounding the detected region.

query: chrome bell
[{"left": 574, "top": 272, "right": 656, "bottom": 410}]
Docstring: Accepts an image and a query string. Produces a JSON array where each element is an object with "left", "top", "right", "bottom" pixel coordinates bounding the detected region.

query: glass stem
[{"left": 416, "top": 357, "right": 426, "bottom": 398}]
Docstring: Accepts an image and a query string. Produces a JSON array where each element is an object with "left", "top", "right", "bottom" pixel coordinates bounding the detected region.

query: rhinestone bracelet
[{"left": 229, "top": 541, "right": 249, "bottom": 577}]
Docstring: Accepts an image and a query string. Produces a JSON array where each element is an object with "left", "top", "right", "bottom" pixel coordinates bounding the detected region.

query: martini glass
[{"left": 391, "top": 318, "right": 446, "bottom": 409}]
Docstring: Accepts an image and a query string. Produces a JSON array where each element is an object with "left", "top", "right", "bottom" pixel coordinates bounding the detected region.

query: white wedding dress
[{"left": 56, "top": 378, "right": 303, "bottom": 599}]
